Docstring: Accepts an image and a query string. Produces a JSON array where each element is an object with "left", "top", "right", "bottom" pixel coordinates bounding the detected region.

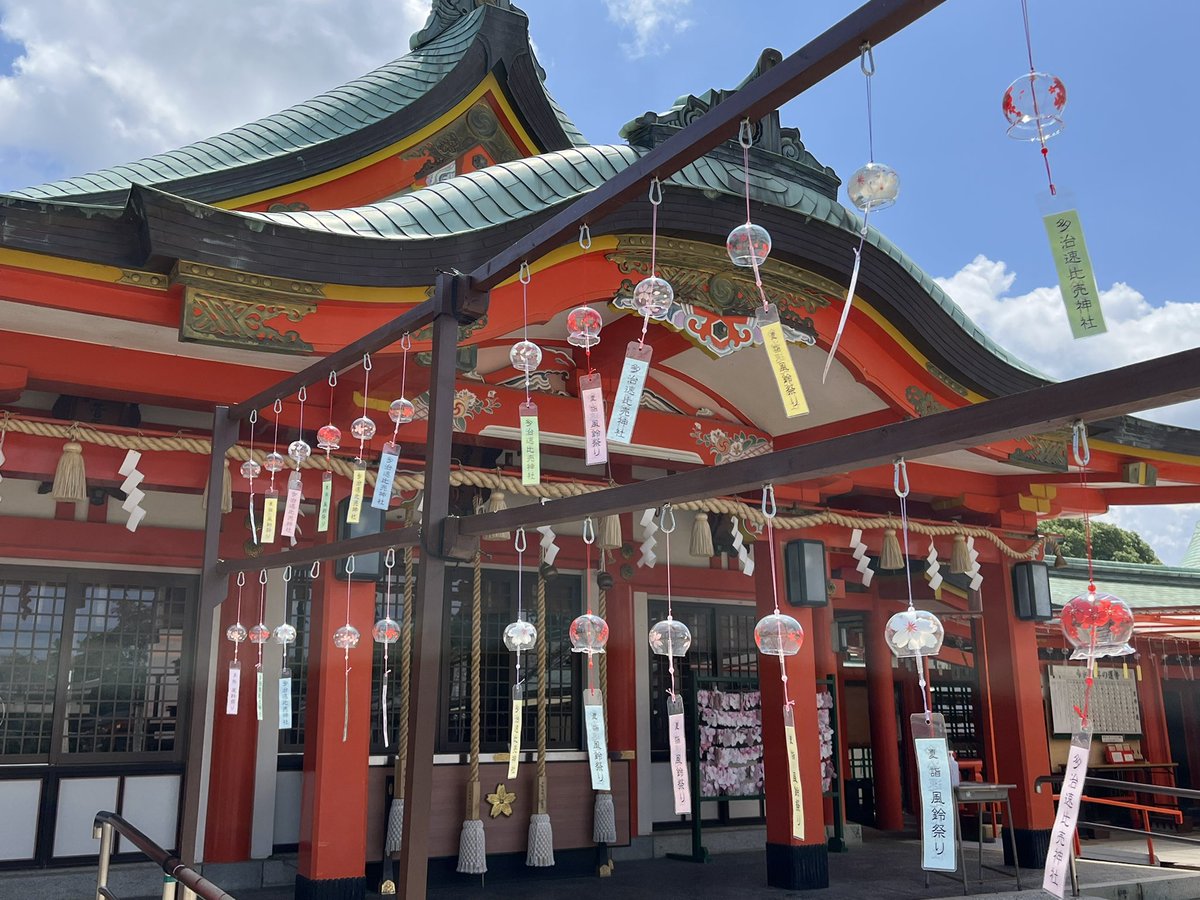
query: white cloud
[
  {"left": 602, "top": 0, "right": 692, "bottom": 59},
  {"left": 935, "top": 255, "right": 1200, "bottom": 429},
  {"left": 0, "top": 0, "right": 428, "bottom": 189},
  {"left": 1101, "top": 505, "right": 1200, "bottom": 568}
]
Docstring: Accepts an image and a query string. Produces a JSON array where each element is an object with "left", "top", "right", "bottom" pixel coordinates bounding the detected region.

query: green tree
[{"left": 1045, "top": 517, "right": 1162, "bottom": 565}]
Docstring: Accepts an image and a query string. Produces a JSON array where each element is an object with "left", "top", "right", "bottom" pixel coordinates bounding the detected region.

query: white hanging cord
[
  {"left": 295, "top": 386, "right": 307, "bottom": 469},
  {"left": 661, "top": 504, "right": 679, "bottom": 699},
  {"left": 520, "top": 262, "right": 532, "bottom": 404},
  {"left": 738, "top": 118, "right": 771, "bottom": 313},
  {"left": 895, "top": 458, "right": 931, "bottom": 722},
  {"left": 391, "top": 336, "right": 412, "bottom": 445},
  {"left": 640, "top": 179, "right": 663, "bottom": 348},
  {"left": 233, "top": 572, "right": 245, "bottom": 663},
  {"left": 382, "top": 548, "right": 395, "bottom": 748},
  {"left": 269, "top": 399, "right": 282, "bottom": 491},
  {"left": 515, "top": 527, "right": 527, "bottom": 691},
  {"left": 357, "top": 354, "right": 372, "bottom": 458},
  {"left": 762, "top": 484, "right": 791, "bottom": 709},
  {"left": 256, "top": 569, "right": 268, "bottom": 674}
]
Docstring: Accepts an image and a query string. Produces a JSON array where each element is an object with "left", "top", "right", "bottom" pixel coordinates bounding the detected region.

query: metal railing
[{"left": 93, "top": 811, "right": 235, "bottom": 900}]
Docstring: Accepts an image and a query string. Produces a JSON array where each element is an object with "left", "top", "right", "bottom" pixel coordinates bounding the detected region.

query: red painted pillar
[
  {"left": 755, "top": 532, "right": 828, "bottom": 889},
  {"left": 296, "top": 563, "right": 376, "bottom": 897},
  {"left": 811, "top": 603, "right": 843, "bottom": 836},
  {"left": 1137, "top": 651, "right": 1174, "bottom": 799},
  {"left": 866, "top": 605, "right": 904, "bottom": 831},
  {"left": 204, "top": 574, "right": 259, "bottom": 862},
  {"left": 980, "top": 561, "right": 1054, "bottom": 867},
  {"left": 604, "top": 580, "right": 639, "bottom": 834}
]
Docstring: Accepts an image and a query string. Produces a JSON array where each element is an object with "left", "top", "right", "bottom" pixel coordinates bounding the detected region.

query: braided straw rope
[
  {"left": 470, "top": 552, "right": 482, "bottom": 786},
  {"left": 396, "top": 547, "right": 415, "bottom": 801},
  {"left": 0, "top": 414, "right": 1043, "bottom": 559},
  {"left": 536, "top": 573, "right": 548, "bottom": 786},
  {"left": 598, "top": 586, "right": 608, "bottom": 736}
]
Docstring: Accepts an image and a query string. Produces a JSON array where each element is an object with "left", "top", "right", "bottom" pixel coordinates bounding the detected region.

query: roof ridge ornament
[{"left": 411, "top": 0, "right": 512, "bottom": 50}]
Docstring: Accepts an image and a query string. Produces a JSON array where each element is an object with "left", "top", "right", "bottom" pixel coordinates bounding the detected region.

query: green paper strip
[
  {"left": 317, "top": 474, "right": 332, "bottom": 532},
  {"left": 1043, "top": 209, "right": 1107, "bottom": 339}
]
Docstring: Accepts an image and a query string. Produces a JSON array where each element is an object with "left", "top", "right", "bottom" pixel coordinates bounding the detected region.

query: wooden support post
[{"left": 866, "top": 605, "right": 904, "bottom": 831}]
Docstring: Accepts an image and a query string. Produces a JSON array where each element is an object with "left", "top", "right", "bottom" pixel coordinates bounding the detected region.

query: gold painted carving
[
  {"left": 180, "top": 286, "right": 315, "bottom": 353},
  {"left": 486, "top": 783, "right": 516, "bottom": 818},
  {"left": 117, "top": 269, "right": 169, "bottom": 290},
  {"left": 171, "top": 260, "right": 325, "bottom": 302}
]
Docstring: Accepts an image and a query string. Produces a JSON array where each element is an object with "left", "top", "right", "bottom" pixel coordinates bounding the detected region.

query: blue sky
[{"left": 0, "top": 0, "right": 1197, "bottom": 561}]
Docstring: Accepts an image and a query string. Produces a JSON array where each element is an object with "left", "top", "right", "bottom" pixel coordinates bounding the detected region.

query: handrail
[
  {"left": 1036, "top": 772, "right": 1200, "bottom": 801},
  {"left": 93, "top": 811, "right": 236, "bottom": 900}
]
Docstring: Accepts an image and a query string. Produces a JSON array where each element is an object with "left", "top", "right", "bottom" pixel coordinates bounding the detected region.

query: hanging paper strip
[
  {"left": 520, "top": 401, "right": 540, "bottom": 486},
  {"left": 758, "top": 304, "right": 808, "bottom": 419},
  {"left": 730, "top": 518, "right": 754, "bottom": 576},
  {"left": 226, "top": 660, "right": 241, "bottom": 715},
  {"left": 118, "top": 450, "right": 147, "bottom": 532},
  {"left": 256, "top": 669, "right": 265, "bottom": 722},
  {"left": 850, "top": 528, "right": 873, "bottom": 587},
  {"left": 317, "top": 472, "right": 333, "bottom": 533},
  {"left": 279, "top": 668, "right": 293, "bottom": 730},
  {"left": 260, "top": 490, "right": 279, "bottom": 543},
  {"left": 347, "top": 461, "right": 366, "bottom": 524},
  {"left": 667, "top": 695, "right": 691, "bottom": 815},
  {"left": 1043, "top": 724, "right": 1093, "bottom": 898},
  {"left": 1043, "top": 208, "right": 1106, "bottom": 339},
  {"left": 782, "top": 705, "right": 804, "bottom": 840},
  {"left": 912, "top": 713, "right": 956, "bottom": 872},
  {"left": 584, "top": 688, "right": 611, "bottom": 790},
  {"left": 607, "top": 342, "right": 652, "bottom": 445},
  {"left": 371, "top": 442, "right": 399, "bottom": 511},
  {"left": 280, "top": 471, "right": 303, "bottom": 539},
  {"left": 637, "top": 508, "right": 658, "bottom": 569},
  {"left": 579, "top": 372, "right": 608, "bottom": 466},
  {"left": 507, "top": 684, "right": 524, "bottom": 780}
]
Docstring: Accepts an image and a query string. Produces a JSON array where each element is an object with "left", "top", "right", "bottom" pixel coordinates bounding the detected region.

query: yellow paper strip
[
  {"left": 507, "top": 697, "right": 523, "bottom": 780},
  {"left": 761, "top": 309, "right": 809, "bottom": 418},
  {"left": 260, "top": 493, "right": 278, "bottom": 543},
  {"left": 784, "top": 712, "right": 805, "bottom": 840},
  {"left": 347, "top": 466, "right": 366, "bottom": 524}
]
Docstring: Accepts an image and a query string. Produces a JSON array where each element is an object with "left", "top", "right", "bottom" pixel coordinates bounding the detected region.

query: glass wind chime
[
  {"left": 609, "top": 181, "right": 671, "bottom": 445},
  {"left": 240, "top": 410, "right": 261, "bottom": 543},
  {"left": 1042, "top": 423, "right": 1135, "bottom": 898},
  {"left": 317, "top": 371, "right": 341, "bottom": 532},
  {"left": 275, "top": 566, "right": 297, "bottom": 731},
  {"left": 260, "top": 400, "right": 286, "bottom": 543},
  {"left": 752, "top": 484, "right": 806, "bottom": 839},
  {"left": 647, "top": 505, "right": 693, "bottom": 815},
  {"left": 226, "top": 572, "right": 248, "bottom": 715},
  {"left": 347, "top": 355, "right": 376, "bottom": 525},
  {"left": 250, "top": 569, "right": 271, "bottom": 721},
  {"left": 511, "top": 264, "right": 542, "bottom": 486},
  {"left": 567, "top": 304, "right": 605, "bottom": 466},
  {"left": 334, "top": 555, "right": 362, "bottom": 743},
  {"left": 503, "top": 527, "right": 536, "bottom": 778},
  {"left": 727, "top": 120, "right": 806, "bottom": 417},
  {"left": 824, "top": 43, "right": 899, "bottom": 384},
  {"left": 282, "top": 388, "right": 309, "bottom": 542},
  {"left": 375, "top": 549, "right": 401, "bottom": 747},
  {"left": 372, "top": 336, "right": 415, "bottom": 512},
  {"left": 571, "top": 517, "right": 611, "bottom": 789}
]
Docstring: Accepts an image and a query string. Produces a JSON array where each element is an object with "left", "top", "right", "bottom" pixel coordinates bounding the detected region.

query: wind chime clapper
[
  {"left": 503, "top": 527, "right": 536, "bottom": 779},
  {"left": 646, "top": 504, "right": 694, "bottom": 816},
  {"left": 511, "top": 262, "right": 543, "bottom": 487},
  {"left": 751, "top": 484, "right": 806, "bottom": 840},
  {"left": 824, "top": 42, "right": 900, "bottom": 385},
  {"left": 881, "top": 459, "right": 944, "bottom": 725}
]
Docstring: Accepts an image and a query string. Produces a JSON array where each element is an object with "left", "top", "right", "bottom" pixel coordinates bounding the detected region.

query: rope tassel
[
  {"left": 689, "top": 511, "right": 714, "bottom": 558},
  {"left": 52, "top": 439, "right": 87, "bottom": 502}
]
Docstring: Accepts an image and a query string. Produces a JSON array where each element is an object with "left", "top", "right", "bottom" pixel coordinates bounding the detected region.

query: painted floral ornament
[
  {"left": 350, "top": 416, "right": 377, "bottom": 441},
  {"left": 754, "top": 612, "right": 804, "bottom": 656},
  {"left": 240, "top": 459, "right": 261, "bottom": 480},
  {"left": 226, "top": 622, "right": 248, "bottom": 643},
  {"left": 263, "top": 451, "right": 287, "bottom": 474},
  {"left": 1061, "top": 591, "right": 1134, "bottom": 660},
  {"left": 648, "top": 616, "right": 691, "bottom": 657},
  {"left": 372, "top": 617, "right": 401, "bottom": 644},
  {"left": 249, "top": 623, "right": 271, "bottom": 645},
  {"left": 1003, "top": 72, "right": 1067, "bottom": 141},
  {"left": 287, "top": 439, "right": 311, "bottom": 463},
  {"left": 503, "top": 618, "right": 537, "bottom": 652},
  {"left": 569, "top": 613, "right": 609, "bottom": 654},
  {"left": 333, "top": 624, "right": 361, "bottom": 650},
  {"left": 566, "top": 306, "right": 603, "bottom": 349},
  {"left": 885, "top": 608, "right": 944, "bottom": 659},
  {"left": 509, "top": 339, "right": 543, "bottom": 373},
  {"left": 317, "top": 424, "right": 342, "bottom": 451},
  {"left": 388, "top": 399, "right": 415, "bottom": 425},
  {"left": 726, "top": 222, "right": 772, "bottom": 268},
  {"left": 632, "top": 276, "right": 674, "bottom": 320},
  {"left": 273, "top": 623, "right": 297, "bottom": 645},
  {"left": 848, "top": 162, "right": 899, "bottom": 212}
]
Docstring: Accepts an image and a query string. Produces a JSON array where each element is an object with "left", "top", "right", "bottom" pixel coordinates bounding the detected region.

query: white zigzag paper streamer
[
  {"left": 118, "top": 449, "right": 146, "bottom": 532},
  {"left": 850, "top": 528, "right": 873, "bottom": 587},
  {"left": 926, "top": 540, "right": 943, "bottom": 592},
  {"left": 730, "top": 517, "right": 754, "bottom": 577},
  {"left": 966, "top": 536, "right": 983, "bottom": 591},
  {"left": 536, "top": 524, "right": 559, "bottom": 566},
  {"left": 638, "top": 508, "right": 658, "bottom": 568}
]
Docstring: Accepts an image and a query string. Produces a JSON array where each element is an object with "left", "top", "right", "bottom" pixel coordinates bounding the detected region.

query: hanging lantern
[
  {"left": 503, "top": 618, "right": 537, "bottom": 652},
  {"left": 632, "top": 276, "right": 674, "bottom": 320},
  {"left": 389, "top": 398, "right": 415, "bottom": 425},
  {"left": 263, "top": 451, "right": 287, "bottom": 474},
  {"left": 1061, "top": 591, "right": 1134, "bottom": 660},
  {"left": 726, "top": 223, "right": 772, "bottom": 268},
  {"left": 273, "top": 623, "right": 297, "bottom": 645},
  {"left": 1002, "top": 72, "right": 1066, "bottom": 141},
  {"left": 350, "top": 416, "right": 377, "bottom": 441},
  {"left": 569, "top": 613, "right": 609, "bottom": 654},
  {"left": 372, "top": 617, "right": 401, "bottom": 644},
  {"left": 287, "top": 439, "right": 311, "bottom": 464},
  {"left": 317, "top": 424, "right": 342, "bottom": 452},
  {"left": 848, "top": 162, "right": 899, "bottom": 212},
  {"left": 249, "top": 622, "right": 271, "bottom": 645},
  {"left": 333, "top": 624, "right": 361, "bottom": 649},
  {"left": 648, "top": 616, "right": 691, "bottom": 657},
  {"left": 240, "top": 459, "right": 261, "bottom": 480},
  {"left": 226, "top": 622, "right": 248, "bottom": 643},
  {"left": 509, "top": 340, "right": 543, "bottom": 373},
  {"left": 566, "top": 306, "right": 603, "bottom": 349},
  {"left": 754, "top": 612, "right": 804, "bottom": 656},
  {"left": 885, "top": 608, "right": 944, "bottom": 659}
]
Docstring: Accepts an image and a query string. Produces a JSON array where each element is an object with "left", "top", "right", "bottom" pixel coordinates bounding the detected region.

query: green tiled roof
[
  {"left": 1182, "top": 522, "right": 1200, "bottom": 570},
  {"left": 1050, "top": 558, "right": 1200, "bottom": 610},
  {"left": 9, "top": 9, "right": 493, "bottom": 202}
]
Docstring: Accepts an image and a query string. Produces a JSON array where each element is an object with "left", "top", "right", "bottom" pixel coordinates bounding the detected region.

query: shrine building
[{"left": 1, "top": 2, "right": 1199, "bottom": 897}]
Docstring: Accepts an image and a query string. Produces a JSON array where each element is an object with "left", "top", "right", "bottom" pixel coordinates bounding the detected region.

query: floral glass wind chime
[
  {"left": 567, "top": 305, "right": 605, "bottom": 466},
  {"left": 571, "top": 517, "right": 611, "bottom": 790},
  {"left": 1003, "top": 0, "right": 1104, "bottom": 340},
  {"left": 503, "top": 527, "right": 535, "bottom": 778},
  {"left": 334, "top": 555, "right": 361, "bottom": 742},
  {"left": 824, "top": 43, "right": 899, "bottom": 384},
  {"left": 647, "top": 505, "right": 693, "bottom": 816},
  {"left": 728, "top": 120, "right": 806, "bottom": 416},
  {"left": 1042, "top": 423, "right": 1135, "bottom": 897},
  {"left": 752, "top": 485, "right": 806, "bottom": 839}
]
